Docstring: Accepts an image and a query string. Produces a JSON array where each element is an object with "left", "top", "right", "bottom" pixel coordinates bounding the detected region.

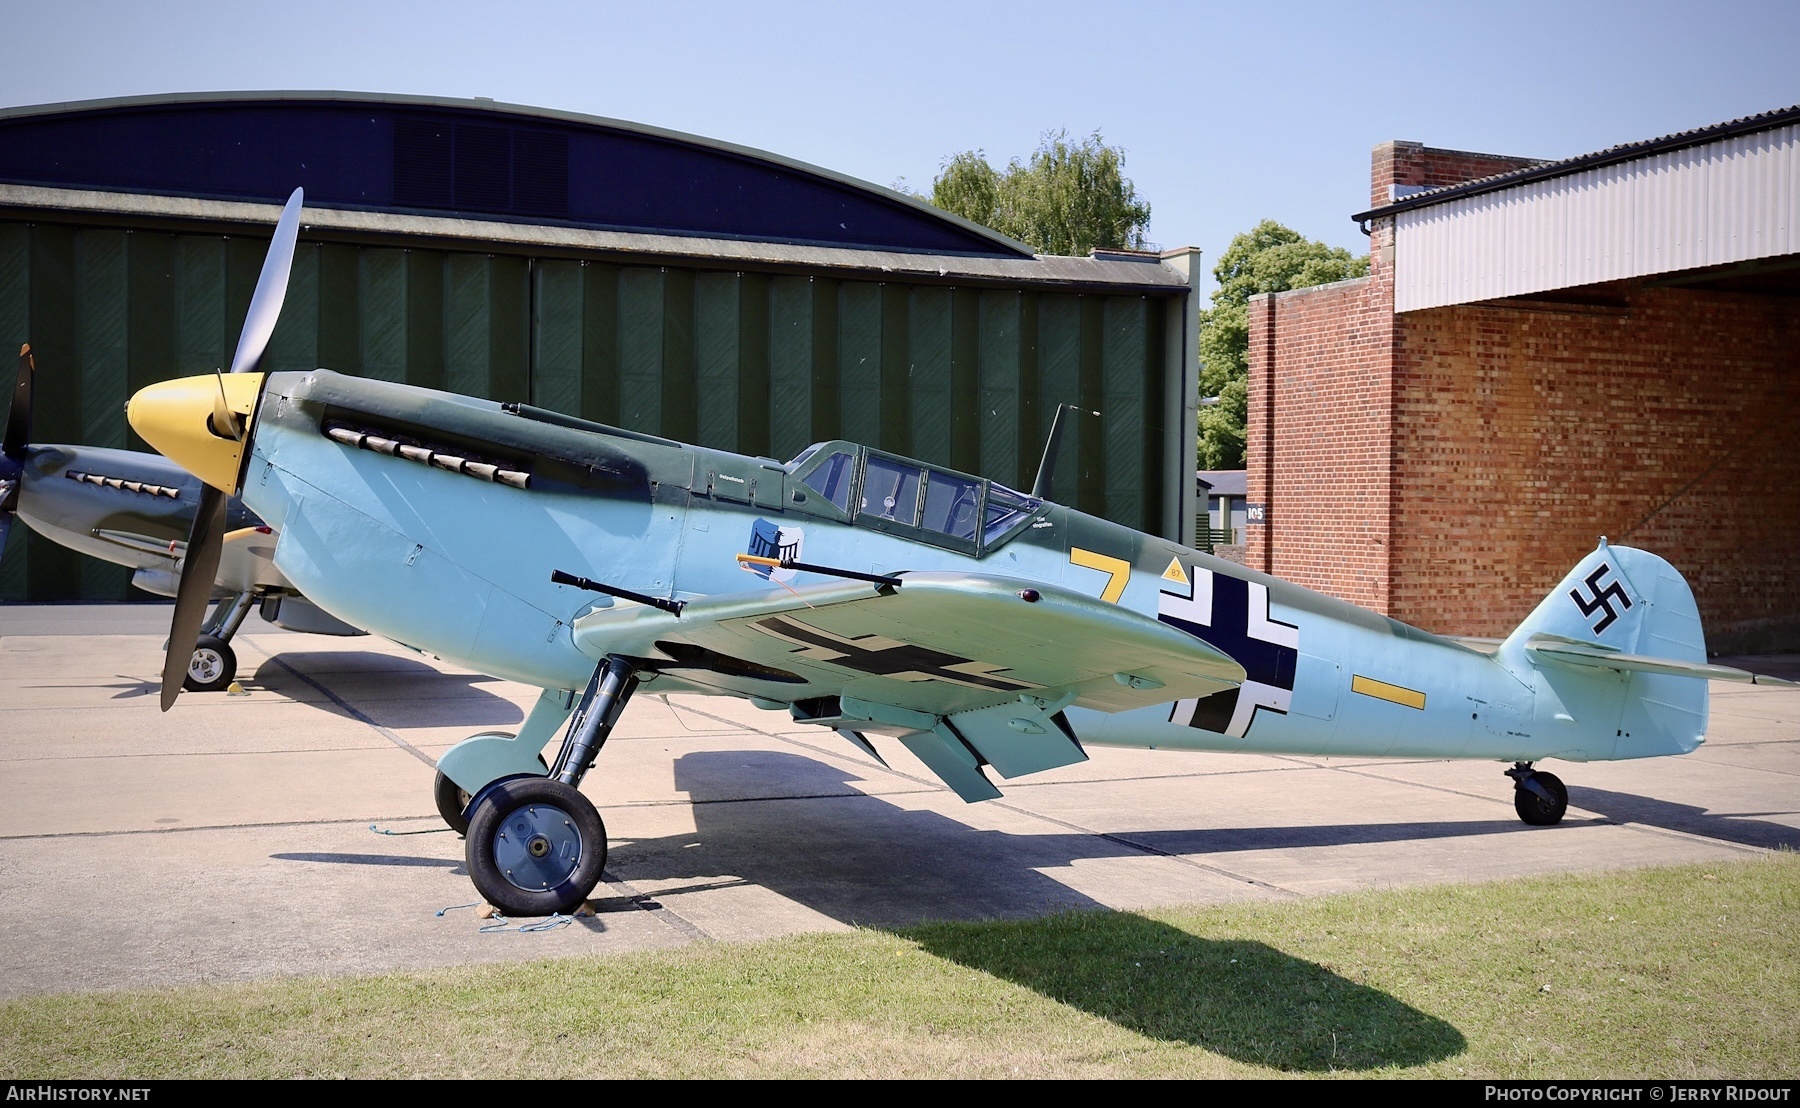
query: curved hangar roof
[{"left": 0, "top": 91, "right": 1030, "bottom": 258}]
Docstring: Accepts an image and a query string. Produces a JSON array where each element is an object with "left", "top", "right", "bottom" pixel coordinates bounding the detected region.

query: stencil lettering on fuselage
[
  {"left": 746, "top": 519, "right": 804, "bottom": 582},
  {"left": 1158, "top": 566, "right": 1298, "bottom": 737}
]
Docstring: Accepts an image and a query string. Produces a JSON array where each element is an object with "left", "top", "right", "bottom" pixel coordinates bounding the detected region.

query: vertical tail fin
[
  {"left": 1502, "top": 538, "right": 1706, "bottom": 660},
  {"left": 1501, "top": 540, "right": 1708, "bottom": 760}
]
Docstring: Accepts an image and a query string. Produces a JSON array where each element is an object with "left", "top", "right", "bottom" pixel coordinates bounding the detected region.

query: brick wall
[
  {"left": 1370, "top": 141, "right": 1544, "bottom": 208},
  {"left": 1391, "top": 283, "right": 1800, "bottom": 649},
  {"left": 1249, "top": 138, "right": 1800, "bottom": 651},
  {"left": 1245, "top": 239, "right": 1394, "bottom": 610}
]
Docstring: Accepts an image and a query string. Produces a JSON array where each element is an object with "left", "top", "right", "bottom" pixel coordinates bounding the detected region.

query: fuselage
[
  {"left": 14, "top": 444, "right": 260, "bottom": 594},
  {"left": 238, "top": 369, "right": 1691, "bottom": 766}
]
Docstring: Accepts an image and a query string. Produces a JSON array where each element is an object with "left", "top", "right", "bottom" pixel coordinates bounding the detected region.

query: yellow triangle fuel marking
[
  {"left": 1070, "top": 547, "right": 1132, "bottom": 604},
  {"left": 1161, "top": 557, "right": 1189, "bottom": 586}
]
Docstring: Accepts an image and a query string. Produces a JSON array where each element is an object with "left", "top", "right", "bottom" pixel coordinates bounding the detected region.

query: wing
[{"left": 571, "top": 569, "right": 1244, "bottom": 801}]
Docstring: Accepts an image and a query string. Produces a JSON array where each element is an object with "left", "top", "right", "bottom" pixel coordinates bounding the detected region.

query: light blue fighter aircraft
[{"left": 126, "top": 190, "right": 1794, "bottom": 916}]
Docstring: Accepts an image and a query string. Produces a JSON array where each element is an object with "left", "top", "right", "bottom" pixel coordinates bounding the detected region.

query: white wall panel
[{"left": 1395, "top": 125, "right": 1799, "bottom": 311}]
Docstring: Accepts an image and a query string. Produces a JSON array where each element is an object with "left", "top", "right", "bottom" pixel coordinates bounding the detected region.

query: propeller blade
[
  {"left": 4, "top": 344, "right": 32, "bottom": 459},
  {"left": 226, "top": 187, "right": 303, "bottom": 377},
  {"left": 159, "top": 484, "right": 229, "bottom": 711}
]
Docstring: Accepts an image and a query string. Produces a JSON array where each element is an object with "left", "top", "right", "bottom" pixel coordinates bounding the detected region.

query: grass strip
[{"left": 3, "top": 854, "right": 1795, "bottom": 1078}]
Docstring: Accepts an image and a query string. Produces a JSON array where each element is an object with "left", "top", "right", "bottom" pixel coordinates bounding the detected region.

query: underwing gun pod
[
  {"left": 126, "top": 189, "right": 1793, "bottom": 916},
  {"left": 1, "top": 342, "right": 361, "bottom": 693}
]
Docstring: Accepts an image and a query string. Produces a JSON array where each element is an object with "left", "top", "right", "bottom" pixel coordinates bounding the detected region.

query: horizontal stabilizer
[{"left": 1526, "top": 634, "right": 1798, "bottom": 687}]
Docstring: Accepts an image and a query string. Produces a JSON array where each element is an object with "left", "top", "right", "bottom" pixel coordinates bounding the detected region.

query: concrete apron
[{"left": 0, "top": 604, "right": 1795, "bottom": 998}]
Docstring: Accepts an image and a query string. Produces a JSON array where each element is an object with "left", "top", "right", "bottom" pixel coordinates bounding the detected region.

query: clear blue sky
[{"left": 7, "top": 1, "right": 1798, "bottom": 297}]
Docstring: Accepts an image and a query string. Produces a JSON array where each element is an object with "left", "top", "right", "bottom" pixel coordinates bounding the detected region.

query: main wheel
[
  {"left": 183, "top": 634, "right": 236, "bottom": 692},
  {"left": 1513, "top": 770, "right": 1568, "bottom": 825},
  {"left": 434, "top": 754, "right": 547, "bottom": 835},
  {"left": 465, "top": 777, "right": 607, "bottom": 916}
]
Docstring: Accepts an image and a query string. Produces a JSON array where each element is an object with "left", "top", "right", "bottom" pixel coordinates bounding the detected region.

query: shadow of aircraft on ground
[
  {"left": 251, "top": 651, "right": 525, "bottom": 728},
  {"left": 907, "top": 912, "right": 1465, "bottom": 1071},
  {"left": 271, "top": 735, "right": 1489, "bottom": 1066},
  {"left": 1570, "top": 786, "right": 1799, "bottom": 850},
  {"left": 645, "top": 748, "right": 1463, "bottom": 1069}
]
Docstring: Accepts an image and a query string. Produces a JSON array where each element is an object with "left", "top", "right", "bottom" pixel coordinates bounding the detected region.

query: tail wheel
[
  {"left": 465, "top": 777, "right": 606, "bottom": 916},
  {"left": 1514, "top": 770, "right": 1568, "bottom": 825},
  {"left": 183, "top": 634, "right": 236, "bottom": 692}
]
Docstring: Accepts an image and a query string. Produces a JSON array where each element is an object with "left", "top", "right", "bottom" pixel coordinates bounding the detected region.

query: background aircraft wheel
[
  {"left": 1514, "top": 771, "right": 1569, "bottom": 825},
  {"left": 465, "top": 777, "right": 606, "bottom": 916},
  {"left": 434, "top": 772, "right": 475, "bottom": 835},
  {"left": 182, "top": 634, "right": 236, "bottom": 692},
  {"left": 434, "top": 755, "right": 547, "bottom": 835}
]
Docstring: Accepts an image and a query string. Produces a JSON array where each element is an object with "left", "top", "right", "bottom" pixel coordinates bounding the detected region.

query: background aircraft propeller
[
  {"left": 157, "top": 187, "right": 303, "bottom": 710},
  {"left": 0, "top": 344, "right": 33, "bottom": 558}
]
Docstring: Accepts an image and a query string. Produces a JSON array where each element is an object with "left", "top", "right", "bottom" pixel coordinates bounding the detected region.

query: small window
[
  {"left": 862, "top": 455, "right": 923, "bottom": 526},
  {"left": 922, "top": 470, "right": 981, "bottom": 541},
  {"left": 801, "top": 450, "right": 856, "bottom": 513},
  {"left": 983, "top": 483, "right": 1039, "bottom": 544}
]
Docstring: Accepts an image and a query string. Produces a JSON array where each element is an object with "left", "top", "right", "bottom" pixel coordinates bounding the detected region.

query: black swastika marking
[{"left": 1569, "top": 563, "right": 1633, "bottom": 634}]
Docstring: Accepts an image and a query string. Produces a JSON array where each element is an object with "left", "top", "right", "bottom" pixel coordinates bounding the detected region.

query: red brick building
[{"left": 1247, "top": 107, "right": 1800, "bottom": 653}]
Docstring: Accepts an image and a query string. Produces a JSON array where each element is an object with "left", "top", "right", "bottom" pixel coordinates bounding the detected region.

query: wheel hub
[
  {"left": 493, "top": 804, "right": 583, "bottom": 892},
  {"left": 189, "top": 648, "right": 224, "bottom": 683}
]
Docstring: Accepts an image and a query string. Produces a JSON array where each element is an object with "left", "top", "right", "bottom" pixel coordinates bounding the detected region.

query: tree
[
  {"left": 1197, "top": 220, "right": 1368, "bottom": 469},
  {"left": 929, "top": 130, "right": 1151, "bottom": 257}
]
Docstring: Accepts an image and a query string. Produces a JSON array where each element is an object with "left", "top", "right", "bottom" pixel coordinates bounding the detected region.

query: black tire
[
  {"left": 434, "top": 772, "right": 475, "bottom": 835},
  {"left": 183, "top": 634, "right": 236, "bottom": 692},
  {"left": 465, "top": 777, "right": 606, "bottom": 916},
  {"left": 433, "top": 754, "right": 547, "bottom": 835},
  {"left": 1514, "top": 770, "right": 1568, "bottom": 825}
]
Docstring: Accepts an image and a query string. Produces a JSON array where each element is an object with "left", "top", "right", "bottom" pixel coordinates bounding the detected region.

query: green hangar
[{"left": 0, "top": 92, "right": 1200, "bottom": 601}]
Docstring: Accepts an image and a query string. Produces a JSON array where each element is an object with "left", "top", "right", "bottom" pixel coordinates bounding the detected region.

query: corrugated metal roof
[
  {"left": 1196, "top": 469, "right": 1246, "bottom": 496},
  {"left": 1356, "top": 103, "right": 1800, "bottom": 223},
  {"left": 0, "top": 182, "right": 1193, "bottom": 293},
  {"left": 0, "top": 91, "right": 1039, "bottom": 258},
  {"left": 1393, "top": 121, "right": 1800, "bottom": 311}
]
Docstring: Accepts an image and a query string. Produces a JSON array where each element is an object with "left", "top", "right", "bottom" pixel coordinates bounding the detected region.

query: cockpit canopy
[{"left": 787, "top": 442, "right": 1042, "bottom": 555}]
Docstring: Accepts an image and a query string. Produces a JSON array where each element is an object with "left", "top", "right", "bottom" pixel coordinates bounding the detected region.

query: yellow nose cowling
[{"left": 127, "top": 373, "right": 264, "bottom": 493}]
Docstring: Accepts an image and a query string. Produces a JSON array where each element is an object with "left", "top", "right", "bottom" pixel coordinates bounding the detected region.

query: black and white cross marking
[
  {"left": 1157, "top": 565, "right": 1297, "bottom": 737},
  {"left": 1569, "top": 562, "right": 1633, "bottom": 634},
  {"left": 753, "top": 615, "right": 1041, "bottom": 693}
]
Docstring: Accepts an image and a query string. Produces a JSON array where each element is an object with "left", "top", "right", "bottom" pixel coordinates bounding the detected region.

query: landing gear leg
[
  {"left": 464, "top": 656, "right": 639, "bottom": 915},
  {"left": 184, "top": 591, "right": 254, "bottom": 692},
  {"left": 1507, "top": 762, "right": 1568, "bottom": 826}
]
